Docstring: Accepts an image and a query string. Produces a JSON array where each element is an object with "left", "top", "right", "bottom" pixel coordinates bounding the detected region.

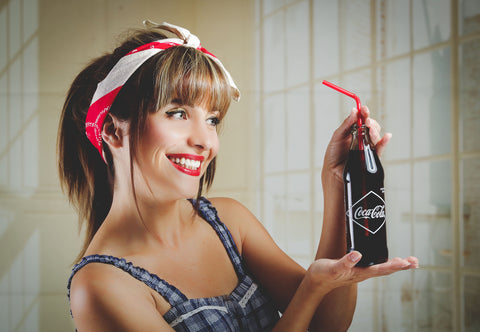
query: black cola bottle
[{"left": 344, "top": 124, "right": 388, "bottom": 266}]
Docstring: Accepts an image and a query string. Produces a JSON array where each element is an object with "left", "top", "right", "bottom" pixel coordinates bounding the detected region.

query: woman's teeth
[{"left": 169, "top": 157, "right": 201, "bottom": 170}]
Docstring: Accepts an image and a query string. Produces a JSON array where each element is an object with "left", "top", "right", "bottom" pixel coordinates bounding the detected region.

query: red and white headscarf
[{"left": 85, "top": 21, "right": 240, "bottom": 160}]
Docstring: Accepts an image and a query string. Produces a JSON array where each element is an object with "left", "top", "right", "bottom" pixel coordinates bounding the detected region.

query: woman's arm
[
  {"left": 215, "top": 197, "right": 417, "bottom": 332},
  {"left": 309, "top": 175, "right": 357, "bottom": 331},
  {"left": 310, "top": 106, "right": 394, "bottom": 331},
  {"left": 309, "top": 107, "right": 369, "bottom": 331},
  {"left": 215, "top": 106, "right": 418, "bottom": 331}
]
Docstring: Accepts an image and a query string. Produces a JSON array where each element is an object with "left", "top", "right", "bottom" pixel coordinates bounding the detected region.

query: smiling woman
[
  {"left": 58, "top": 23, "right": 234, "bottom": 259},
  {"left": 58, "top": 21, "right": 417, "bottom": 332}
]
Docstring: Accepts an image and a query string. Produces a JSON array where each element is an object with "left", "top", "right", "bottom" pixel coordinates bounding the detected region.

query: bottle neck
[
  {"left": 349, "top": 124, "right": 373, "bottom": 151},
  {"left": 349, "top": 124, "right": 380, "bottom": 173}
]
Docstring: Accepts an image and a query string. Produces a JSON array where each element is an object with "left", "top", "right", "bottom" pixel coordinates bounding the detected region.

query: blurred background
[{"left": 0, "top": 0, "right": 479, "bottom": 331}]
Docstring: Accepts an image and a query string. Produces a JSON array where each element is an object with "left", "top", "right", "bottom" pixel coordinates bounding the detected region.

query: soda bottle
[{"left": 344, "top": 124, "right": 388, "bottom": 266}]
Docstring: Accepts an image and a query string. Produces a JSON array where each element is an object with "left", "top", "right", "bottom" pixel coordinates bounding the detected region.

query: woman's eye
[
  {"left": 166, "top": 109, "right": 187, "bottom": 120},
  {"left": 206, "top": 116, "right": 220, "bottom": 127}
]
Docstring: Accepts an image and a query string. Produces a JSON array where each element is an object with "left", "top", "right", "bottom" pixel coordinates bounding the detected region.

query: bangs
[{"left": 153, "top": 47, "right": 233, "bottom": 120}]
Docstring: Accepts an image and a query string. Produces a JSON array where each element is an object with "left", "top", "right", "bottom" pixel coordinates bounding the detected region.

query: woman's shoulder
[
  {"left": 69, "top": 260, "right": 122, "bottom": 318},
  {"left": 207, "top": 197, "right": 256, "bottom": 224},
  {"left": 69, "top": 258, "right": 161, "bottom": 325},
  {"left": 70, "top": 258, "right": 136, "bottom": 306},
  {"left": 69, "top": 259, "right": 173, "bottom": 330},
  {"left": 207, "top": 196, "right": 245, "bottom": 210},
  {"left": 206, "top": 197, "right": 263, "bottom": 252}
]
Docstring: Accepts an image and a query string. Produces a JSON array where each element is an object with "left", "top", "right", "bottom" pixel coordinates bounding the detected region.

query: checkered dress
[{"left": 68, "top": 197, "right": 280, "bottom": 331}]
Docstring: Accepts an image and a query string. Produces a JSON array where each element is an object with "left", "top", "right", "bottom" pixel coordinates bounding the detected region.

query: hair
[{"left": 58, "top": 27, "right": 234, "bottom": 261}]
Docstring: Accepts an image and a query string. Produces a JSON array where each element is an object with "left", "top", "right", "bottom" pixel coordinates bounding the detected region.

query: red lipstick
[{"left": 167, "top": 154, "right": 204, "bottom": 177}]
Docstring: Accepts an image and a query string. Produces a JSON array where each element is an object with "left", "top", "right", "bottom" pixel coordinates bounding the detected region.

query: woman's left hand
[{"left": 307, "top": 251, "right": 419, "bottom": 294}]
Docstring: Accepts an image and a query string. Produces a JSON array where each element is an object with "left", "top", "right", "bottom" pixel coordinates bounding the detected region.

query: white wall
[
  {"left": 0, "top": 0, "right": 256, "bottom": 331},
  {"left": 1, "top": 0, "right": 480, "bottom": 331}
]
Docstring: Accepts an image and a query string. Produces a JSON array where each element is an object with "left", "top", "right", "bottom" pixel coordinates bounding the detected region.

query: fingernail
[{"left": 349, "top": 251, "right": 361, "bottom": 263}]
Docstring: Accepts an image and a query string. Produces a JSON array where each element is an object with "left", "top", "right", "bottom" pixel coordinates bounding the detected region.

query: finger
[
  {"left": 359, "top": 105, "right": 369, "bottom": 118},
  {"left": 358, "top": 105, "right": 370, "bottom": 123},
  {"left": 366, "top": 119, "right": 382, "bottom": 145},
  {"left": 347, "top": 256, "right": 419, "bottom": 284},
  {"left": 375, "top": 133, "right": 392, "bottom": 157},
  {"left": 331, "top": 251, "right": 363, "bottom": 282},
  {"left": 405, "top": 256, "right": 420, "bottom": 269},
  {"left": 330, "top": 252, "right": 362, "bottom": 276},
  {"left": 375, "top": 257, "right": 414, "bottom": 274},
  {"left": 366, "top": 117, "right": 381, "bottom": 138},
  {"left": 394, "top": 257, "right": 414, "bottom": 270},
  {"left": 335, "top": 108, "right": 358, "bottom": 138},
  {"left": 392, "top": 257, "right": 416, "bottom": 270},
  {"left": 343, "top": 251, "right": 362, "bottom": 268}
]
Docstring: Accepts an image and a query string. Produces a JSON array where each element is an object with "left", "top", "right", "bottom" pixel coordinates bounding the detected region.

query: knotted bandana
[{"left": 85, "top": 21, "right": 240, "bottom": 160}]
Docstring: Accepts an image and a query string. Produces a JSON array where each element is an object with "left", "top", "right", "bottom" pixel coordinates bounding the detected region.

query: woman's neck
[{"left": 88, "top": 190, "right": 196, "bottom": 258}]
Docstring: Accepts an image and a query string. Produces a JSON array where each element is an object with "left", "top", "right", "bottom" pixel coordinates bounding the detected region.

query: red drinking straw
[{"left": 322, "top": 80, "right": 363, "bottom": 127}]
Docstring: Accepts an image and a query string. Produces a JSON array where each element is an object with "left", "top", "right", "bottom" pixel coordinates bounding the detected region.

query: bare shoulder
[
  {"left": 207, "top": 197, "right": 269, "bottom": 254},
  {"left": 208, "top": 197, "right": 250, "bottom": 214},
  {"left": 69, "top": 263, "right": 121, "bottom": 330},
  {"left": 70, "top": 262, "right": 172, "bottom": 331},
  {"left": 208, "top": 197, "right": 305, "bottom": 314},
  {"left": 69, "top": 263, "right": 141, "bottom": 323},
  {"left": 208, "top": 197, "right": 259, "bottom": 228},
  {"left": 70, "top": 262, "right": 129, "bottom": 307}
]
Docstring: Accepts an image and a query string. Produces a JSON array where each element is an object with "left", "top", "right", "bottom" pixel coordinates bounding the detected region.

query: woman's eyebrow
[
  {"left": 208, "top": 109, "right": 220, "bottom": 116},
  {"left": 170, "top": 98, "right": 184, "bottom": 105}
]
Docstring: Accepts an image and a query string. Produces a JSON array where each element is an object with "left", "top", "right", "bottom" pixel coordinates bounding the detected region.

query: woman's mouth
[{"left": 167, "top": 154, "right": 204, "bottom": 176}]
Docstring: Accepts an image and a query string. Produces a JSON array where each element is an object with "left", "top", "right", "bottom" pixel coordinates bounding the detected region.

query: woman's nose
[{"left": 188, "top": 120, "right": 215, "bottom": 151}]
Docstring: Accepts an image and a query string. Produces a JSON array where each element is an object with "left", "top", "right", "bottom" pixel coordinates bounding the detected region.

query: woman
[{"left": 59, "top": 22, "right": 418, "bottom": 331}]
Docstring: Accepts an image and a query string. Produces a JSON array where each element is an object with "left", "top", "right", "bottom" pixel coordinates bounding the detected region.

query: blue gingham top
[{"left": 68, "top": 197, "right": 280, "bottom": 331}]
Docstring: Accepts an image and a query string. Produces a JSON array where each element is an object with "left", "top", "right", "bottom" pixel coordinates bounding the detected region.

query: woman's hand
[
  {"left": 307, "top": 251, "right": 419, "bottom": 294},
  {"left": 322, "top": 106, "right": 392, "bottom": 184}
]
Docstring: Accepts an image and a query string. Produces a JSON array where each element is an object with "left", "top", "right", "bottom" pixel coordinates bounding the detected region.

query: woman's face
[{"left": 135, "top": 102, "right": 220, "bottom": 200}]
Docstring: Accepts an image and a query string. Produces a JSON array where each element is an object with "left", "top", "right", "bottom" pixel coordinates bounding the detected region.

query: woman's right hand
[
  {"left": 307, "top": 251, "right": 419, "bottom": 294},
  {"left": 321, "top": 106, "right": 391, "bottom": 185}
]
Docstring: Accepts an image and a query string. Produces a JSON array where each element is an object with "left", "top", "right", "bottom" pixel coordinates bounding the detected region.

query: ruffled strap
[
  {"left": 67, "top": 255, "right": 188, "bottom": 307},
  {"left": 192, "top": 197, "right": 246, "bottom": 278}
]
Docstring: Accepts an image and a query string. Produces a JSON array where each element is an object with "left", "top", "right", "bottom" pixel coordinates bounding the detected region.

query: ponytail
[{"left": 58, "top": 54, "right": 115, "bottom": 262}]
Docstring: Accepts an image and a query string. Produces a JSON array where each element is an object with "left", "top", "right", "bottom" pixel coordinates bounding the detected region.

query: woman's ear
[{"left": 101, "top": 114, "right": 128, "bottom": 149}]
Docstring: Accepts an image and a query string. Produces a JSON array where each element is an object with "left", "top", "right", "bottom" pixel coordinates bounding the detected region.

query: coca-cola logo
[
  {"left": 347, "top": 191, "right": 386, "bottom": 234},
  {"left": 354, "top": 205, "right": 385, "bottom": 220}
]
